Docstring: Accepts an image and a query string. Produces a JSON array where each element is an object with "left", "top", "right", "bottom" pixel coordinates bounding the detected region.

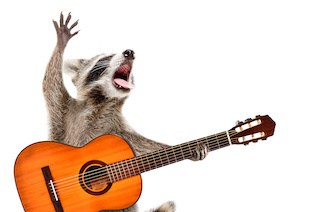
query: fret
[
  {"left": 113, "top": 165, "right": 118, "bottom": 182},
  {"left": 106, "top": 166, "right": 113, "bottom": 183},
  {"left": 125, "top": 160, "right": 131, "bottom": 178},
  {"left": 215, "top": 134, "right": 220, "bottom": 149},
  {"left": 187, "top": 142, "right": 193, "bottom": 158},
  {"left": 164, "top": 149, "right": 170, "bottom": 166},
  {"left": 134, "top": 157, "right": 140, "bottom": 175},
  {"left": 151, "top": 153, "right": 158, "bottom": 169},
  {"left": 115, "top": 163, "right": 123, "bottom": 180},
  {"left": 129, "top": 159, "right": 136, "bottom": 176},
  {"left": 158, "top": 151, "right": 164, "bottom": 167},
  {"left": 117, "top": 163, "right": 122, "bottom": 180},
  {"left": 139, "top": 156, "right": 146, "bottom": 173},
  {"left": 144, "top": 154, "right": 152, "bottom": 171},
  {"left": 175, "top": 145, "right": 185, "bottom": 162},
  {"left": 121, "top": 161, "right": 126, "bottom": 179},
  {"left": 111, "top": 164, "right": 118, "bottom": 182},
  {"left": 116, "top": 164, "right": 121, "bottom": 181},
  {"left": 171, "top": 146, "right": 177, "bottom": 163},
  {"left": 204, "top": 136, "right": 210, "bottom": 151},
  {"left": 225, "top": 130, "right": 232, "bottom": 145},
  {"left": 179, "top": 145, "right": 185, "bottom": 160},
  {"left": 108, "top": 164, "right": 113, "bottom": 182}
]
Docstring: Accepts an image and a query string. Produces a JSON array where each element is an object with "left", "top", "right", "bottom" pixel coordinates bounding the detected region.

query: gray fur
[{"left": 147, "top": 201, "right": 176, "bottom": 212}]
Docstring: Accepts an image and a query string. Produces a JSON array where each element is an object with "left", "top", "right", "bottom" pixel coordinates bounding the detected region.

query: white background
[{"left": 1, "top": 0, "right": 320, "bottom": 211}]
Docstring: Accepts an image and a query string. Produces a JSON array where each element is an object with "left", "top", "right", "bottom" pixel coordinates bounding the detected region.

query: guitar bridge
[{"left": 42, "top": 166, "right": 64, "bottom": 212}]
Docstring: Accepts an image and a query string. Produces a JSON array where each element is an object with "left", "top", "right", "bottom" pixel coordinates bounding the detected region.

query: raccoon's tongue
[{"left": 114, "top": 78, "right": 134, "bottom": 89}]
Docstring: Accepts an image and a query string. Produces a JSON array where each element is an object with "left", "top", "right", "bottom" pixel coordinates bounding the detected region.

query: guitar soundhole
[{"left": 79, "top": 160, "right": 112, "bottom": 195}]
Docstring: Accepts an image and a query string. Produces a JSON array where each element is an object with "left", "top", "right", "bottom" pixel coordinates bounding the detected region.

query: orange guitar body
[{"left": 14, "top": 135, "right": 142, "bottom": 212}]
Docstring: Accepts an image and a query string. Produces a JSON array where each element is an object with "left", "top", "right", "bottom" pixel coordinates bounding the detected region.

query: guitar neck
[{"left": 106, "top": 130, "right": 235, "bottom": 183}]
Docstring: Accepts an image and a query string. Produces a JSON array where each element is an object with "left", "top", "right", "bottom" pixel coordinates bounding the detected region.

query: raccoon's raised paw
[
  {"left": 53, "top": 12, "right": 79, "bottom": 49},
  {"left": 190, "top": 142, "right": 208, "bottom": 161},
  {"left": 147, "top": 201, "right": 176, "bottom": 212}
]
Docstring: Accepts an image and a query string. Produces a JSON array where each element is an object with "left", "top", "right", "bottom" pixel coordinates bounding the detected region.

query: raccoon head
[{"left": 64, "top": 49, "right": 135, "bottom": 103}]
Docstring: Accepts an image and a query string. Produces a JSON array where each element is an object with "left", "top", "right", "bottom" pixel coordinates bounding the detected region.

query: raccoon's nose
[{"left": 123, "top": 49, "right": 135, "bottom": 60}]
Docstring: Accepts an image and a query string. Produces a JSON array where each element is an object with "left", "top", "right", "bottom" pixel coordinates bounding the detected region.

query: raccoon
[{"left": 42, "top": 12, "right": 207, "bottom": 212}]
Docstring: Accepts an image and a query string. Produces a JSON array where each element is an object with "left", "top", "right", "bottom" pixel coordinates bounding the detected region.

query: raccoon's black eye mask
[{"left": 86, "top": 56, "right": 113, "bottom": 84}]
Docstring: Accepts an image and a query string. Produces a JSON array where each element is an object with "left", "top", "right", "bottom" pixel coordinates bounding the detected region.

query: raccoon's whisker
[
  {"left": 93, "top": 63, "right": 108, "bottom": 68},
  {"left": 90, "top": 65, "right": 108, "bottom": 73},
  {"left": 99, "top": 69, "right": 107, "bottom": 76},
  {"left": 91, "top": 66, "right": 107, "bottom": 71},
  {"left": 96, "top": 61, "right": 110, "bottom": 66}
]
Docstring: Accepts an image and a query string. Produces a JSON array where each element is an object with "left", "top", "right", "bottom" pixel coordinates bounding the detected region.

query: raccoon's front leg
[
  {"left": 190, "top": 142, "right": 208, "bottom": 161},
  {"left": 43, "top": 12, "right": 79, "bottom": 142}
]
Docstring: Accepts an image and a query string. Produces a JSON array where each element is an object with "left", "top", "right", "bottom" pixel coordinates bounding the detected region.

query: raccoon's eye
[
  {"left": 85, "top": 55, "right": 114, "bottom": 84},
  {"left": 87, "top": 67, "right": 106, "bottom": 83}
]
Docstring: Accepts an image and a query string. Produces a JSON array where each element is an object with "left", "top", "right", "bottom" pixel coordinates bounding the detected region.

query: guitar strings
[
  {"left": 52, "top": 139, "right": 227, "bottom": 195},
  {"left": 50, "top": 132, "right": 235, "bottom": 195},
  {"left": 52, "top": 138, "right": 231, "bottom": 196},
  {"left": 50, "top": 131, "right": 236, "bottom": 194},
  {"left": 52, "top": 131, "right": 231, "bottom": 187}
]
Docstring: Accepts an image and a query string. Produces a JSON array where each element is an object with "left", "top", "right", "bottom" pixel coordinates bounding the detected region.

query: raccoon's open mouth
[{"left": 113, "top": 64, "right": 134, "bottom": 90}]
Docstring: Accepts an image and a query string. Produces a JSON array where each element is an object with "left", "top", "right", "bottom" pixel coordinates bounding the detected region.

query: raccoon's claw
[
  {"left": 191, "top": 143, "right": 208, "bottom": 161},
  {"left": 53, "top": 12, "right": 79, "bottom": 49}
]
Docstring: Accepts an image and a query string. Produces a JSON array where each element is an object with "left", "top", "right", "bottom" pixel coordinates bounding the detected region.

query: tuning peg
[
  {"left": 255, "top": 115, "right": 261, "bottom": 119},
  {"left": 235, "top": 120, "right": 243, "bottom": 125},
  {"left": 245, "top": 118, "right": 252, "bottom": 122},
  {"left": 253, "top": 140, "right": 258, "bottom": 143},
  {"left": 262, "top": 138, "right": 267, "bottom": 141},
  {"left": 244, "top": 143, "right": 249, "bottom": 146}
]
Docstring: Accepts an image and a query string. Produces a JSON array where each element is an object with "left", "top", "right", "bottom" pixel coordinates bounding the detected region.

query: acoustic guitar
[{"left": 14, "top": 115, "right": 275, "bottom": 211}]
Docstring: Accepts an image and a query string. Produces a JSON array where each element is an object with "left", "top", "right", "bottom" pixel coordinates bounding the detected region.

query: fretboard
[{"left": 105, "top": 130, "right": 235, "bottom": 183}]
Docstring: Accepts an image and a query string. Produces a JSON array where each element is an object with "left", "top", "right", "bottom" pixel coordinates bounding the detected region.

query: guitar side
[{"left": 14, "top": 135, "right": 142, "bottom": 212}]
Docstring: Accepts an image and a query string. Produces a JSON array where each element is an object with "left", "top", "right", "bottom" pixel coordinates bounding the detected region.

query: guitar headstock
[{"left": 229, "top": 115, "right": 276, "bottom": 145}]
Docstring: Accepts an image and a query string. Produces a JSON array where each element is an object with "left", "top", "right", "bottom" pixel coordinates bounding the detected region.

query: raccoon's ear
[{"left": 63, "top": 59, "right": 87, "bottom": 81}]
